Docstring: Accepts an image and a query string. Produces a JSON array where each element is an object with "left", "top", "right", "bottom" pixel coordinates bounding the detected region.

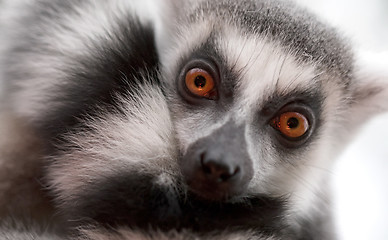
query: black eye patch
[{"left": 259, "top": 89, "right": 324, "bottom": 149}]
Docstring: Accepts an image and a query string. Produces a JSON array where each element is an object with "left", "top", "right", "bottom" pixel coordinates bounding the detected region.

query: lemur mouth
[{"left": 71, "top": 172, "right": 285, "bottom": 233}]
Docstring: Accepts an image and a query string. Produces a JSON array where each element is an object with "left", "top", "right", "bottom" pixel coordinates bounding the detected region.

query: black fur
[
  {"left": 45, "top": 18, "right": 159, "bottom": 137},
  {"left": 69, "top": 171, "right": 286, "bottom": 237},
  {"left": 3, "top": 2, "right": 159, "bottom": 137}
]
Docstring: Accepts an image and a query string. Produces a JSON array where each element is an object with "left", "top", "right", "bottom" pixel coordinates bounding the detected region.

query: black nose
[
  {"left": 180, "top": 121, "right": 253, "bottom": 200},
  {"left": 200, "top": 152, "right": 240, "bottom": 183}
]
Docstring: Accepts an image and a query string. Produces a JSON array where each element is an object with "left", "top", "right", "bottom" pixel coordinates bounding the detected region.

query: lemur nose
[
  {"left": 200, "top": 153, "right": 240, "bottom": 183},
  {"left": 179, "top": 121, "right": 253, "bottom": 201}
]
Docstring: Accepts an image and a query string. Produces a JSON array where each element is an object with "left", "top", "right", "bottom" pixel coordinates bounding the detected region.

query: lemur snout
[
  {"left": 200, "top": 150, "right": 240, "bottom": 183},
  {"left": 180, "top": 121, "right": 253, "bottom": 200}
]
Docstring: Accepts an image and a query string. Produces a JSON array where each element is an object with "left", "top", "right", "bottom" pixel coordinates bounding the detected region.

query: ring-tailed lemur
[{"left": 0, "top": 0, "right": 387, "bottom": 239}]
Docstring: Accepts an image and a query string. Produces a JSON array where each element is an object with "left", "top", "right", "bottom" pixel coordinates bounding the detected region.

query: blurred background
[{"left": 295, "top": 0, "right": 388, "bottom": 239}]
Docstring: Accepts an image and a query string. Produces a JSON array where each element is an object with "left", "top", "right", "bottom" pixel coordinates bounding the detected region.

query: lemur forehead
[
  {"left": 168, "top": 21, "right": 323, "bottom": 110},
  {"left": 184, "top": 0, "right": 354, "bottom": 82},
  {"left": 214, "top": 27, "right": 321, "bottom": 109}
]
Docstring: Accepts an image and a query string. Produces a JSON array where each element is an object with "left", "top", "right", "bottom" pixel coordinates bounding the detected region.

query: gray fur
[
  {"left": 0, "top": 219, "right": 62, "bottom": 240},
  {"left": 0, "top": 0, "right": 388, "bottom": 239},
  {"left": 170, "top": 0, "right": 354, "bottom": 81},
  {"left": 76, "top": 227, "right": 278, "bottom": 240}
]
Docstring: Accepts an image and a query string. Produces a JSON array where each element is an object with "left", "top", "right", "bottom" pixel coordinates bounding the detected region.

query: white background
[{"left": 295, "top": 0, "right": 388, "bottom": 239}]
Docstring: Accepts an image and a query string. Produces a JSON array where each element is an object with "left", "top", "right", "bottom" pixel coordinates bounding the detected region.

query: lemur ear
[{"left": 348, "top": 51, "right": 388, "bottom": 127}]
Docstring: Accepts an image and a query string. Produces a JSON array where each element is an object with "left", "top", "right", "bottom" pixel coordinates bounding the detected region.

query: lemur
[{"left": 0, "top": 0, "right": 387, "bottom": 239}]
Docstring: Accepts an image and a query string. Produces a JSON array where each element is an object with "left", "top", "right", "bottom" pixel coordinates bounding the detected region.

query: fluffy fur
[{"left": 0, "top": 0, "right": 387, "bottom": 239}]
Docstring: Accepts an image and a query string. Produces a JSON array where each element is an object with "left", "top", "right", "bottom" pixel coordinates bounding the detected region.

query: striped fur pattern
[{"left": 0, "top": 0, "right": 387, "bottom": 239}]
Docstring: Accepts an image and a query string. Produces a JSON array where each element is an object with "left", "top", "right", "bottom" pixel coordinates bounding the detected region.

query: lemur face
[{"left": 161, "top": 0, "right": 353, "bottom": 202}]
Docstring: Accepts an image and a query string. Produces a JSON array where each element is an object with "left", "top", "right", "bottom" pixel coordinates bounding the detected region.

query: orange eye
[
  {"left": 272, "top": 112, "right": 309, "bottom": 138},
  {"left": 185, "top": 68, "right": 216, "bottom": 98}
]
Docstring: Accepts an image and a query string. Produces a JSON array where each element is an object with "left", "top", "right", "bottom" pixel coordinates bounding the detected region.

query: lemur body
[{"left": 0, "top": 0, "right": 387, "bottom": 239}]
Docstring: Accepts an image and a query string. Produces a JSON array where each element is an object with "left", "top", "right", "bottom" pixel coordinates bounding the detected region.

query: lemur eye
[
  {"left": 271, "top": 112, "right": 309, "bottom": 138},
  {"left": 185, "top": 68, "right": 216, "bottom": 99}
]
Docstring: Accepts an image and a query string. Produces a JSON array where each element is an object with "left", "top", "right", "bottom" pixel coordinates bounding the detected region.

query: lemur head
[
  {"left": 158, "top": 0, "right": 388, "bottom": 203},
  {"left": 39, "top": 0, "right": 388, "bottom": 234}
]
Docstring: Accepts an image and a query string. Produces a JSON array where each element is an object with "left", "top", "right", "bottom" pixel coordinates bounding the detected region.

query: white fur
[
  {"left": 47, "top": 82, "right": 177, "bottom": 207},
  {"left": 161, "top": 20, "right": 215, "bottom": 84},
  {"left": 221, "top": 35, "right": 320, "bottom": 114}
]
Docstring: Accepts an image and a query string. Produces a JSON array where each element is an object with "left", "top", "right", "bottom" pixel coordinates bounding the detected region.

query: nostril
[
  {"left": 202, "top": 164, "right": 212, "bottom": 175},
  {"left": 219, "top": 166, "right": 240, "bottom": 182},
  {"left": 219, "top": 173, "right": 231, "bottom": 182},
  {"left": 200, "top": 154, "right": 239, "bottom": 182}
]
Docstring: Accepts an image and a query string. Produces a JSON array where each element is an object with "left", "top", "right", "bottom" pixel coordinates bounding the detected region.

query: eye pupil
[
  {"left": 287, "top": 117, "right": 299, "bottom": 129},
  {"left": 194, "top": 75, "right": 206, "bottom": 88}
]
